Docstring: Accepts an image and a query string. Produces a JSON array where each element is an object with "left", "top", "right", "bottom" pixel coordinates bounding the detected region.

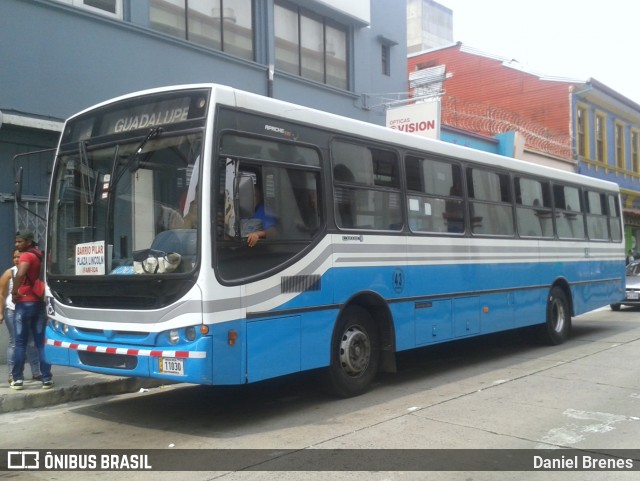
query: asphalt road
[{"left": 2, "top": 306, "right": 640, "bottom": 481}]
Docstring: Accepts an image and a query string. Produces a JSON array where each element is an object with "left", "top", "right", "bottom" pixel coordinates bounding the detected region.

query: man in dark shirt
[{"left": 10, "top": 230, "right": 53, "bottom": 390}]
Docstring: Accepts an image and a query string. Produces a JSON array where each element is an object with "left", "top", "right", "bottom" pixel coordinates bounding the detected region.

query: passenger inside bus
[
  {"left": 154, "top": 195, "right": 198, "bottom": 232},
  {"left": 180, "top": 198, "right": 198, "bottom": 229},
  {"left": 444, "top": 177, "right": 464, "bottom": 233}
]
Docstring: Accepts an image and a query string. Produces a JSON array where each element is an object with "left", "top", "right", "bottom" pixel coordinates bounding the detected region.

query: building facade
[
  {"left": 573, "top": 80, "right": 640, "bottom": 253},
  {"left": 408, "top": 42, "right": 640, "bottom": 252},
  {"left": 0, "top": 0, "right": 408, "bottom": 258},
  {"left": 406, "top": 0, "right": 452, "bottom": 54}
]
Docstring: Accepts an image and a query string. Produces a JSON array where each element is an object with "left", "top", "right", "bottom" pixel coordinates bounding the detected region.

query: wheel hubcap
[
  {"left": 339, "top": 326, "right": 371, "bottom": 377},
  {"left": 551, "top": 299, "right": 565, "bottom": 333}
]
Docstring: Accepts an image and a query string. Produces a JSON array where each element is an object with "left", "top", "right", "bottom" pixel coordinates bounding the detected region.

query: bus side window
[
  {"left": 608, "top": 194, "right": 622, "bottom": 241},
  {"left": 585, "top": 190, "right": 608, "bottom": 240},
  {"left": 405, "top": 155, "right": 464, "bottom": 234},
  {"left": 515, "top": 177, "right": 553, "bottom": 238},
  {"left": 331, "top": 140, "right": 401, "bottom": 231},
  {"left": 554, "top": 184, "right": 586, "bottom": 239},
  {"left": 334, "top": 164, "right": 355, "bottom": 228},
  {"left": 467, "top": 167, "right": 514, "bottom": 236},
  {"left": 289, "top": 170, "right": 320, "bottom": 236}
]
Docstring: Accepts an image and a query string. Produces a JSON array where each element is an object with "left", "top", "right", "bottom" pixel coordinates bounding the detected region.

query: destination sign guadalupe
[{"left": 100, "top": 97, "right": 191, "bottom": 135}]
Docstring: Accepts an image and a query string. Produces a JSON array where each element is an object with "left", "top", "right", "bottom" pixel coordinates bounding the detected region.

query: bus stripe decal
[{"left": 45, "top": 339, "right": 207, "bottom": 359}]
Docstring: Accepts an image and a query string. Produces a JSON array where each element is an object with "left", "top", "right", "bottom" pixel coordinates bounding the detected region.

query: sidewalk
[{"left": 0, "top": 364, "right": 164, "bottom": 413}]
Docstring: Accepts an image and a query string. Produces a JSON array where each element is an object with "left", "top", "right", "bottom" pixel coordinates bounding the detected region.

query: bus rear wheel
[
  {"left": 326, "top": 306, "right": 380, "bottom": 398},
  {"left": 537, "top": 286, "right": 571, "bottom": 345}
]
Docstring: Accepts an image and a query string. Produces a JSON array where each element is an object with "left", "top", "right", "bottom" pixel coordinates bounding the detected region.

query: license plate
[
  {"left": 159, "top": 357, "right": 184, "bottom": 375},
  {"left": 628, "top": 291, "right": 640, "bottom": 300}
]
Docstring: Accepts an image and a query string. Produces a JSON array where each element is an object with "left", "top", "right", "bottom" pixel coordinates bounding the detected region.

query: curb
[{"left": 0, "top": 370, "right": 165, "bottom": 413}]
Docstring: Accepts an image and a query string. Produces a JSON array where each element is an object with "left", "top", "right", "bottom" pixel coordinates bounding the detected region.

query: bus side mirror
[
  {"left": 14, "top": 166, "right": 23, "bottom": 203},
  {"left": 237, "top": 172, "right": 256, "bottom": 218}
]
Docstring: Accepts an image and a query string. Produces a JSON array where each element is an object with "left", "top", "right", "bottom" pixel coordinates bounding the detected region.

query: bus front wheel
[
  {"left": 538, "top": 286, "right": 571, "bottom": 345},
  {"left": 326, "top": 306, "right": 380, "bottom": 398}
]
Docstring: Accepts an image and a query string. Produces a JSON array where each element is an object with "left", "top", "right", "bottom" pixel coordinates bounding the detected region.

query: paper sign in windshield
[{"left": 76, "top": 241, "right": 106, "bottom": 275}]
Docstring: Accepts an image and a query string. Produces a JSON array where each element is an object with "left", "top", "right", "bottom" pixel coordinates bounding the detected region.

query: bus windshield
[{"left": 48, "top": 130, "right": 202, "bottom": 277}]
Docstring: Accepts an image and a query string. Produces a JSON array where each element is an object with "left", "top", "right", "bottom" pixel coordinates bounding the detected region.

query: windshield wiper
[
  {"left": 110, "top": 127, "right": 163, "bottom": 190},
  {"left": 130, "top": 126, "right": 163, "bottom": 172},
  {"left": 79, "top": 140, "right": 99, "bottom": 206}
]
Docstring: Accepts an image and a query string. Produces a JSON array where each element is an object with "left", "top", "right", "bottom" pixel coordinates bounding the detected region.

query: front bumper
[{"left": 44, "top": 327, "right": 213, "bottom": 384}]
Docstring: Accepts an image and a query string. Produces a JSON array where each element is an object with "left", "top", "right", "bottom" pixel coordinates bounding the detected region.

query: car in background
[{"left": 611, "top": 260, "right": 640, "bottom": 310}]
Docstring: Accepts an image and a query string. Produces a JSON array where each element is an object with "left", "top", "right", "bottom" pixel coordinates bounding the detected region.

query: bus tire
[
  {"left": 610, "top": 303, "right": 621, "bottom": 311},
  {"left": 538, "top": 286, "right": 571, "bottom": 345},
  {"left": 325, "top": 306, "right": 380, "bottom": 398}
]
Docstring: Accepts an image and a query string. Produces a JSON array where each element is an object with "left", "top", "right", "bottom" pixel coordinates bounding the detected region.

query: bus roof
[{"left": 69, "top": 83, "right": 619, "bottom": 193}]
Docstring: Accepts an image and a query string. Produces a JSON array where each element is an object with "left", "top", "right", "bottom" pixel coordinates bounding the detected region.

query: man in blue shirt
[{"left": 241, "top": 185, "right": 277, "bottom": 247}]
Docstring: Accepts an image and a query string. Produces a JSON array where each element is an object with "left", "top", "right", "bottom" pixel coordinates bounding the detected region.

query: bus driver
[{"left": 241, "top": 184, "right": 277, "bottom": 247}]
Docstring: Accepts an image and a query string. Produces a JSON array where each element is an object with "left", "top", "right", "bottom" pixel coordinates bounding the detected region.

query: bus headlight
[
  {"left": 169, "top": 329, "right": 180, "bottom": 344},
  {"left": 185, "top": 326, "right": 196, "bottom": 341},
  {"left": 53, "top": 320, "right": 68, "bottom": 334}
]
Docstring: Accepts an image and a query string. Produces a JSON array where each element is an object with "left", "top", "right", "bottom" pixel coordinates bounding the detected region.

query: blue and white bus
[{"left": 44, "top": 84, "right": 625, "bottom": 397}]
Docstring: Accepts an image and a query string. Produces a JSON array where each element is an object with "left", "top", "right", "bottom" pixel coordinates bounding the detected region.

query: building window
[
  {"left": 632, "top": 130, "right": 639, "bottom": 174},
  {"left": 149, "top": 0, "right": 254, "bottom": 61},
  {"left": 576, "top": 105, "right": 588, "bottom": 158},
  {"left": 150, "top": 0, "right": 186, "bottom": 38},
  {"left": 55, "top": 0, "right": 122, "bottom": 18},
  {"left": 275, "top": 2, "right": 348, "bottom": 89},
  {"left": 595, "top": 113, "right": 606, "bottom": 163},
  {"left": 615, "top": 122, "right": 625, "bottom": 170},
  {"left": 381, "top": 44, "right": 390, "bottom": 76}
]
